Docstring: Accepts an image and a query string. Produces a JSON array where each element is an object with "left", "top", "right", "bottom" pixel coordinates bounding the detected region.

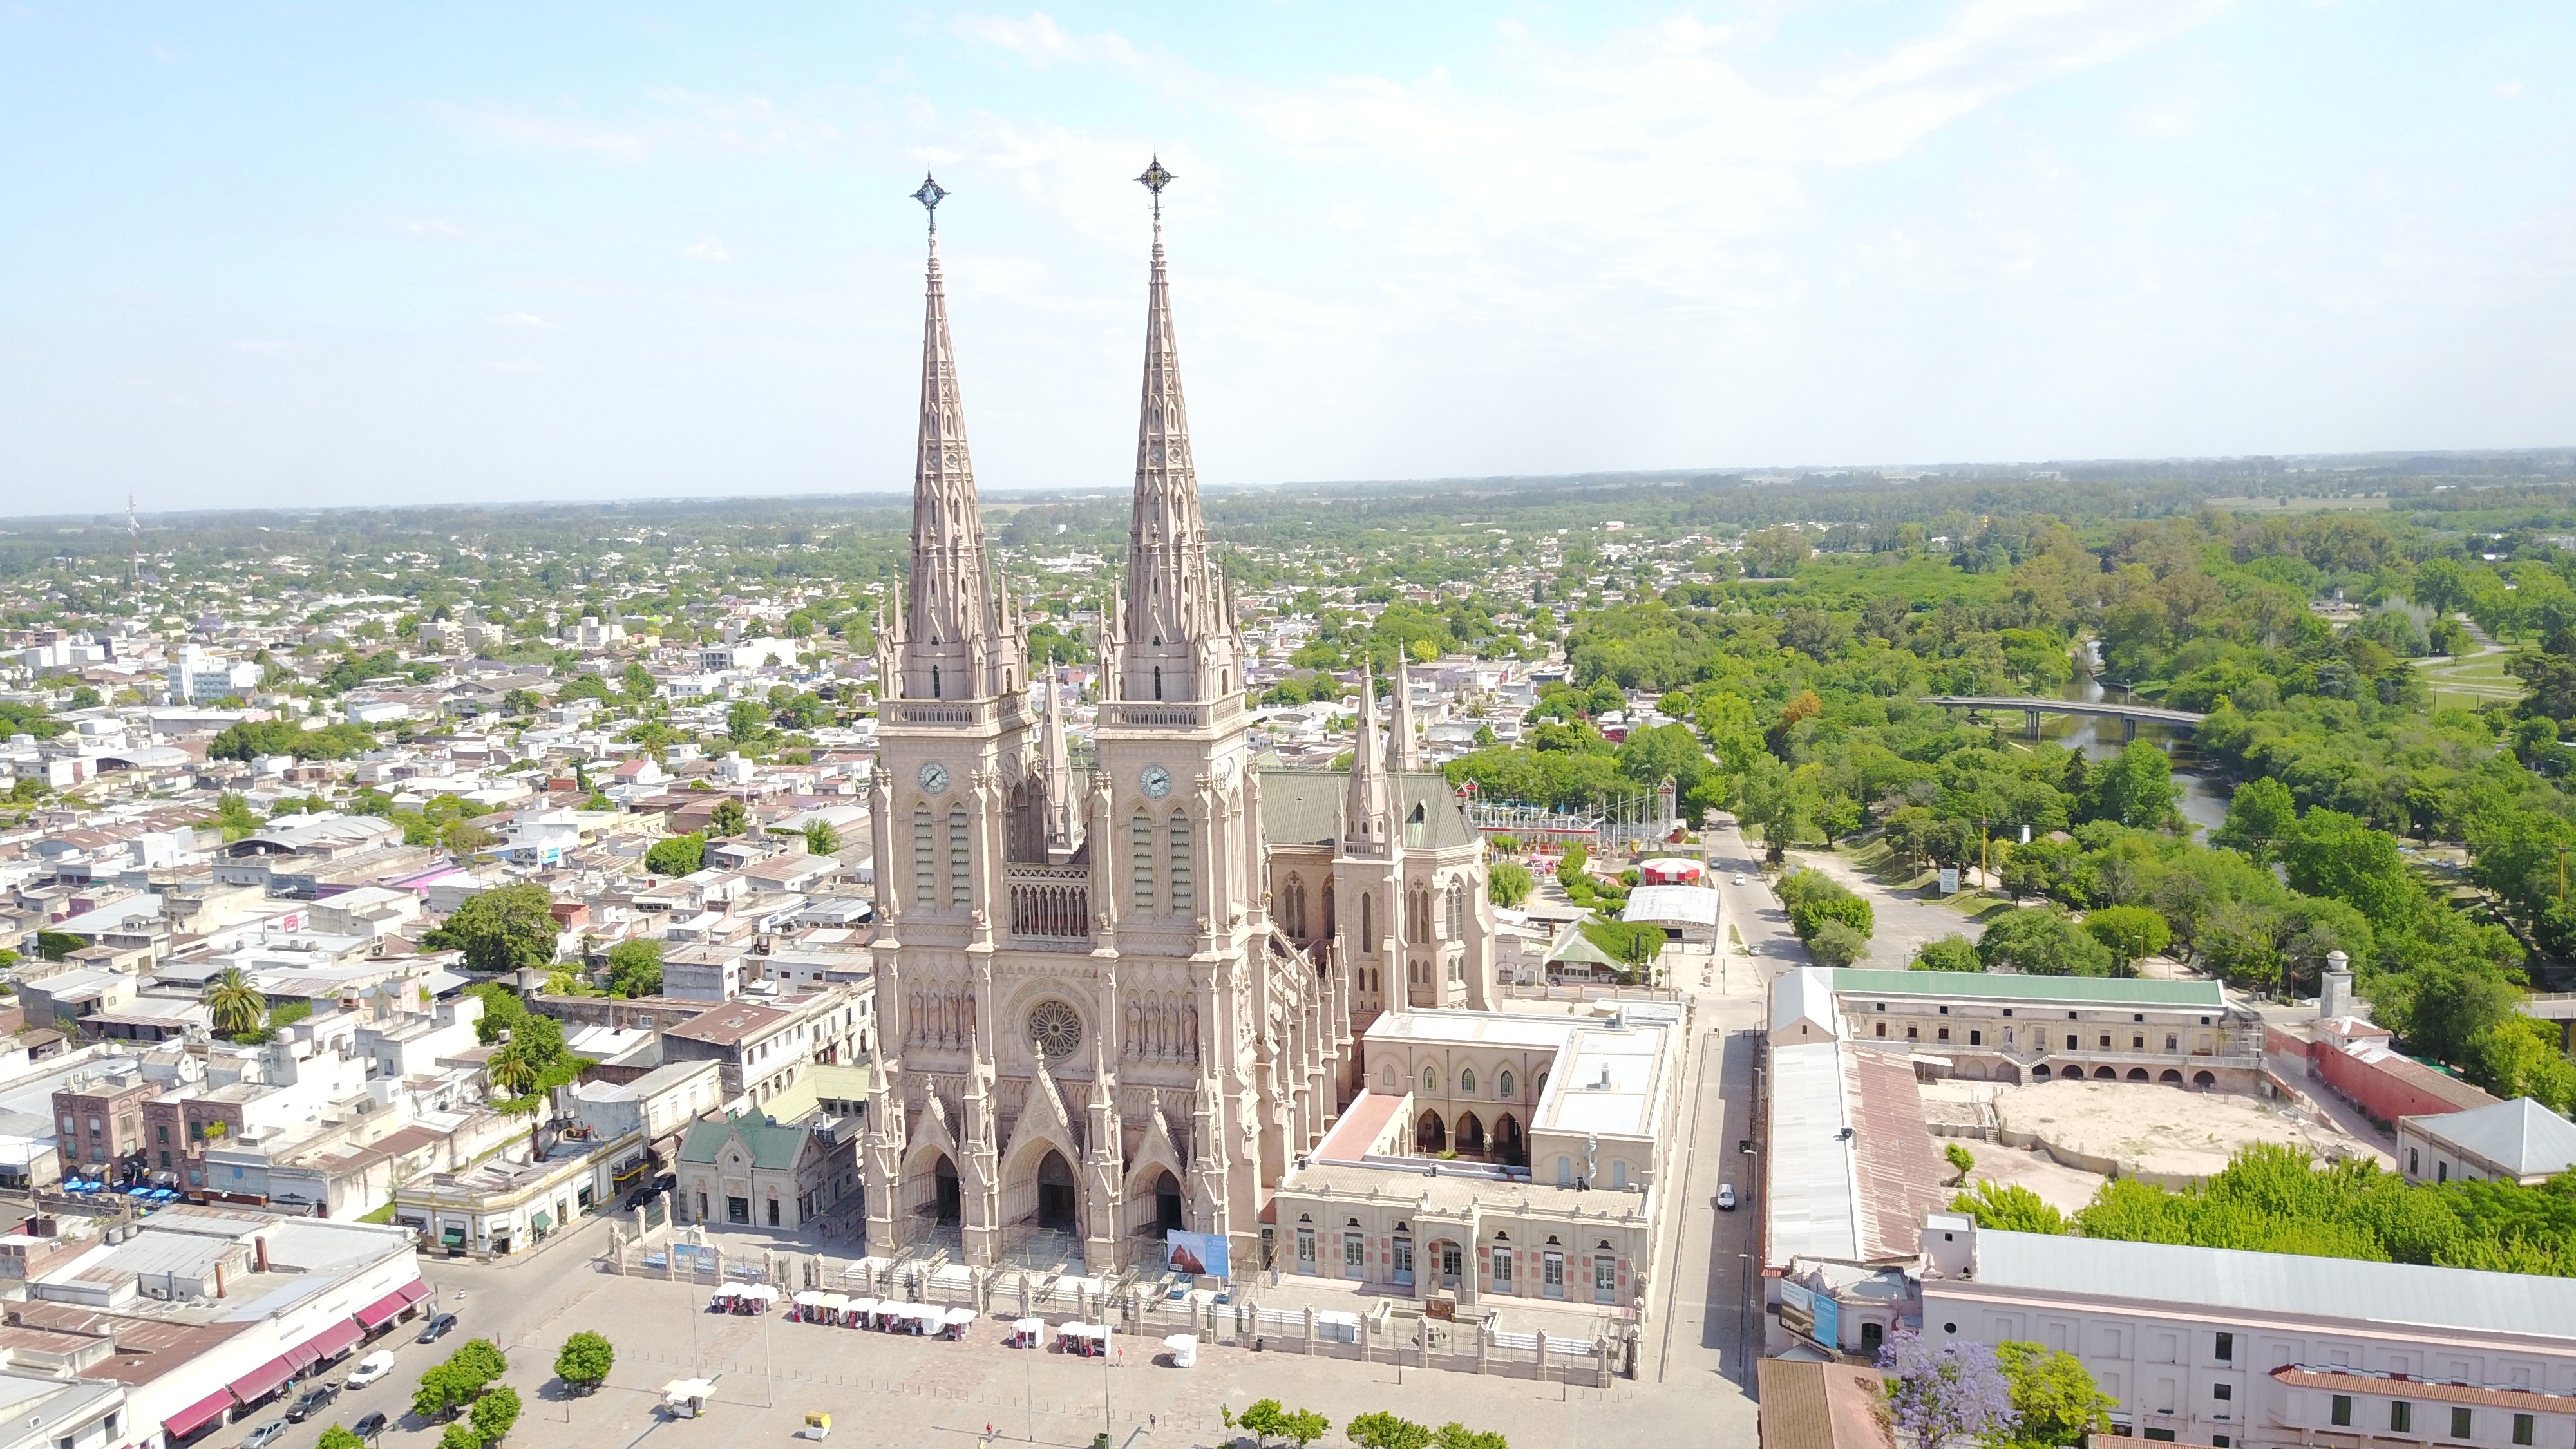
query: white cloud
[
  {"left": 2497, "top": 80, "right": 2524, "bottom": 99},
  {"left": 951, "top": 13, "right": 1143, "bottom": 71},
  {"left": 681, "top": 238, "right": 732, "bottom": 261}
]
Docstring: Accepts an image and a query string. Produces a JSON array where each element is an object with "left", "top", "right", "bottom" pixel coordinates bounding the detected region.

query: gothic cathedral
[{"left": 863, "top": 173, "right": 1497, "bottom": 1273}]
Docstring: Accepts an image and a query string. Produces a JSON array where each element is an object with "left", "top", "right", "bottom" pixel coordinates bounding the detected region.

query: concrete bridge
[
  {"left": 2523, "top": 993, "right": 2576, "bottom": 1052},
  {"left": 1922, "top": 695, "right": 2209, "bottom": 741}
]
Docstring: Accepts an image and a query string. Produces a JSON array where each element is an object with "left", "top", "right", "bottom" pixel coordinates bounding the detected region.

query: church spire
[
  {"left": 1387, "top": 651, "right": 1421, "bottom": 772},
  {"left": 1344, "top": 661, "right": 1392, "bottom": 856},
  {"left": 1039, "top": 658, "right": 1074, "bottom": 853},
  {"left": 1115, "top": 157, "right": 1240, "bottom": 706},
  {"left": 898, "top": 173, "right": 1003, "bottom": 701}
]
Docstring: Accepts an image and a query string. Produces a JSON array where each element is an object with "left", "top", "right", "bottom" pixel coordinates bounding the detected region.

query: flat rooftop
[{"left": 1831, "top": 969, "right": 2225, "bottom": 1010}]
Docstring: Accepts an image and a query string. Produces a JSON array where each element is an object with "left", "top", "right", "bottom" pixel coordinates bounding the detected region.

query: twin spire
[{"left": 893, "top": 160, "right": 1236, "bottom": 710}]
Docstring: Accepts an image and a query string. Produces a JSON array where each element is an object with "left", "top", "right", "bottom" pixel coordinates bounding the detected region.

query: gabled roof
[
  {"left": 677, "top": 1116, "right": 809, "bottom": 1171},
  {"left": 2407, "top": 1096, "right": 2576, "bottom": 1176}
]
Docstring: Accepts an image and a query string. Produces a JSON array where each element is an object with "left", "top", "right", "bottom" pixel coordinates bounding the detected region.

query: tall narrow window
[
  {"left": 1132, "top": 811, "right": 1155, "bottom": 913},
  {"left": 1169, "top": 814, "right": 1193, "bottom": 916},
  {"left": 1361, "top": 893, "right": 1375, "bottom": 953},
  {"left": 913, "top": 807, "right": 934, "bottom": 905},
  {"left": 1282, "top": 877, "right": 1306, "bottom": 937},
  {"left": 1153, "top": 665, "right": 1163, "bottom": 701},
  {"left": 931, "top": 663, "right": 941, "bottom": 699},
  {"left": 947, "top": 806, "right": 971, "bottom": 909}
]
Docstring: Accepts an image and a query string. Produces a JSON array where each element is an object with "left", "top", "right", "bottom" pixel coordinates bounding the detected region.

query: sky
[{"left": 3, "top": 1, "right": 2572, "bottom": 513}]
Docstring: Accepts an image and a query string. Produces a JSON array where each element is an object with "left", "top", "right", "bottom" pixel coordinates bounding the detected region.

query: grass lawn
[{"left": 2414, "top": 647, "right": 2526, "bottom": 712}]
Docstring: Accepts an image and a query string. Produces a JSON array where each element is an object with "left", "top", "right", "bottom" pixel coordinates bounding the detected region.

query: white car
[
  {"left": 344, "top": 1351, "right": 397, "bottom": 1389},
  {"left": 1717, "top": 1183, "right": 1739, "bottom": 1211},
  {"left": 1731, "top": 874, "right": 1747, "bottom": 886}
]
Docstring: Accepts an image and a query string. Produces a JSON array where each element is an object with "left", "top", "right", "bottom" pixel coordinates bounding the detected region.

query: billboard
[
  {"left": 1938, "top": 867, "right": 1960, "bottom": 895},
  {"left": 1164, "top": 1229, "right": 1230, "bottom": 1280}
]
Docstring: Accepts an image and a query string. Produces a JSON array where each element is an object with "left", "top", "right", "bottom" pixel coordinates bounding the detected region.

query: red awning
[
  {"left": 281, "top": 1340, "right": 321, "bottom": 1372},
  {"left": 227, "top": 1356, "right": 296, "bottom": 1406},
  {"left": 353, "top": 1290, "right": 407, "bottom": 1330},
  {"left": 164, "top": 1388, "right": 234, "bottom": 1441},
  {"left": 299, "top": 1319, "right": 363, "bottom": 1363},
  {"left": 396, "top": 1279, "right": 430, "bottom": 1306}
]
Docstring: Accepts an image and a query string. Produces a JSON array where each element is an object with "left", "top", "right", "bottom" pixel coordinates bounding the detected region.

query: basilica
[{"left": 860, "top": 170, "right": 1498, "bottom": 1274}]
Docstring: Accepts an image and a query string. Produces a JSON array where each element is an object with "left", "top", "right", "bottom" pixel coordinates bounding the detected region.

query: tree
[
  {"left": 424, "top": 884, "right": 560, "bottom": 973},
  {"left": 644, "top": 833, "right": 705, "bottom": 876},
  {"left": 469, "top": 1386, "right": 520, "bottom": 1445},
  {"left": 1777, "top": 869, "right": 1874, "bottom": 942},
  {"left": 412, "top": 1364, "right": 475, "bottom": 1423},
  {"left": 605, "top": 937, "right": 663, "bottom": 999},
  {"left": 1349, "top": 1412, "right": 1435, "bottom": 1449},
  {"left": 1431, "top": 1427, "right": 1510, "bottom": 1449},
  {"left": 2210, "top": 776, "right": 2297, "bottom": 866},
  {"left": 1993, "top": 1340, "right": 2118, "bottom": 1449},
  {"left": 725, "top": 699, "right": 769, "bottom": 746},
  {"left": 318, "top": 1426, "right": 365, "bottom": 1449},
  {"left": 708, "top": 797, "right": 748, "bottom": 837},
  {"left": 1879, "top": 1327, "right": 2014, "bottom": 1449},
  {"left": 467, "top": 982, "right": 526, "bottom": 1045},
  {"left": 451, "top": 1338, "right": 508, "bottom": 1387},
  {"left": 438, "top": 1423, "right": 485, "bottom": 1449},
  {"left": 1976, "top": 907, "right": 2114, "bottom": 976},
  {"left": 1914, "top": 934, "right": 1984, "bottom": 972},
  {"left": 1944, "top": 1142, "right": 1976, "bottom": 1186},
  {"left": 1486, "top": 861, "right": 1535, "bottom": 907},
  {"left": 802, "top": 818, "right": 842, "bottom": 856},
  {"left": 35, "top": 930, "right": 84, "bottom": 963},
  {"left": 554, "top": 1331, "right": 614, "bottom": 1395},
  {"left": 201, "top": 967, "right": 268, "bottom": 1038},
  {"left": 2079, "top": 741, "right": 2182, "bottom": 831},
  {"left": 2082, "top": 905, "right": 2172, "bottom": 973},
  {"left": 1555, "top": 844, "right": 1591, "bottom": 891},
  {"left": 214, "top": 792, "right": 262, "bottom": 841},
  {"left": 2280, "top": 810, "right": 2420, "bottom": 931},
  {"left": 1808, "top": 919, "right": 1868, "bottom": 969},
  {"left": 1949, "top": 1179, "right": 2069, "bottom": 1235}
]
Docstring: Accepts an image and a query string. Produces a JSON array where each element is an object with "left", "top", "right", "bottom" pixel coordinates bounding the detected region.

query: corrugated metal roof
[
  {"left": 1767, "top": 1041, "right": 1861, "bottom": 1264},
  {"left": 1831, "top": 968, "right": 2224, "bottom": 1008},
  {"left": 2408, "top": 1096, "right": 2576, "bottom": 1176},
  {"left": 1971, "top": 1229, "right": 2576, "bottom": 1339}
]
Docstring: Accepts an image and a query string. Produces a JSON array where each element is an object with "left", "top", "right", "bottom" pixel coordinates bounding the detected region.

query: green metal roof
[
  {"left": 1258, "top": 767, "right": 1478, "bottom": 850},
  {"left": 676, "top": 1116, "right": 810, "bottom": 1171},
  {"left": 1829, "top": 968, "right": 2225, "bottom": 1008}
]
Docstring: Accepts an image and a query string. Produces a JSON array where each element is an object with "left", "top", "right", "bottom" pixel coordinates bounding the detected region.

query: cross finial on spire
[
  {"left": 1136, "top": 155, "right": 1175, "bottom": 223},
  {"left": 912, "top": 171, "right": 949, "bottom": 235}
]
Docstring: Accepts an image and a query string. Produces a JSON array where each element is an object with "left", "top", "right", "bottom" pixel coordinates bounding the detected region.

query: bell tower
[{"left": 865, "top": 175, "right": 1034, "bottom": 1265}]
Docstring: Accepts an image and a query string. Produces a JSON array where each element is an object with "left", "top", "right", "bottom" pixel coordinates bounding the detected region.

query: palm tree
[
  {"left": 487, "top": 1043, "right": 540, "bottom": 1100},
  {"left": 201, "top": 968, "right": 265, "bottom": 1039}
]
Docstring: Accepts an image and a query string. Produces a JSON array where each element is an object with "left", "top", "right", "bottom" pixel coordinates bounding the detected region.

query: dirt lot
[{"left": 1918, "top": 1077, "right": 2391, "bottom": 1211}]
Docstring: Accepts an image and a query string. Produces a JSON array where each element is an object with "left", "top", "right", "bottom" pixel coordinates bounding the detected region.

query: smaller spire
[
  {"left": 1041, "top": 659, "right": 1074, "bottom": 853},
  {"left": 1387, "top": 651, "right": 1421, "bottom": 773},
  {"left": 1343, "top": 661, "right": 1392, "bottom": 855}
]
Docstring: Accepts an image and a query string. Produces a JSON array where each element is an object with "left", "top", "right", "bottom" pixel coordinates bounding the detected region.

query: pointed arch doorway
[{"left": 1036, "top": 1150, "right": 1078, "bottom": 1231}]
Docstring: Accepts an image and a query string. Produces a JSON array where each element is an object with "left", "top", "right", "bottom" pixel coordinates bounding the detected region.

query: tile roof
[{"left": 2269, "top": 1366, "right": 2576, "bottom": 1414}]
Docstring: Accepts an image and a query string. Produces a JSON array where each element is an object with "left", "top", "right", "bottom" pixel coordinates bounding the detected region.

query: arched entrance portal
[
  {"left": 1456, "top": 1113, "right": 1486, "bottom": 1157},
  {"left": 1152, "top": 1170, "right": 1184, "bottom": 1233},
  {"left": 933, "top": 1154, "right": 961, "bottom": 1225},
  {"left": 1497, "top": 1114, "right": 1526, "bottom": 1166},
  {"left": 1036, "top": 1151, "right": 1077, "bottom": 1231},
  {"left": 1416, "top": 1112, "right": 1448, "bottom": 1155}
]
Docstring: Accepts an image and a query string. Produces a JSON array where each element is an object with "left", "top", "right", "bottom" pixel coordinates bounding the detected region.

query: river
[{"left": 2030, "top": 652, "right": 2233, "bottom": 837}]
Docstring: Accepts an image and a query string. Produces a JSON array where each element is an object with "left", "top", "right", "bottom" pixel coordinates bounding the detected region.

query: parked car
[
  {"left": 417, "top": 1312, "right": 458, "bottom": 1345},
  {"left": 285, "top": 1383, "right": 341, "bottom": 1422},
  {"left": 352, "top": 1413, "right": 389, "bottom": 1441},
  {"left": 1717, "top": 1182, "right": 1739, "bottom": 1211},
  {"left": 1731, "top": 874, "right": 1747, "bottom": 886},
  {"left": 345, "top": 1351, "right": 397, "bottom": 1388},
  {"left": 243, "top": 1421, "right": 290, "bottom": 1449}
]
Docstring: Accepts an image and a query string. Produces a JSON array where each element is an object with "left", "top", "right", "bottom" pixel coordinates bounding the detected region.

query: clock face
[
  {"left": 1141, "top": 764, "right": 1173, "bottom": 800},
  {"left": 918, "top": 762, "right": 951, "bottom": 795}
]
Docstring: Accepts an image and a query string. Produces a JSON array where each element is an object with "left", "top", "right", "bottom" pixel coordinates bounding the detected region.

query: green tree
[
  {"left": 1486, "top": 860, "right": 1535, "bottom": 907},
  {"left": 1949, "top": 1179, "right": 2069, "bottom": 1235},
  {"left": 438, "top": 1422, "right": 485, "bottom": 1449},
  {"left": 2280, "top": 810, "right": 2420, "bottom": 931},
  {"left": 725, "top": 699, "right": 768, "bottom": 746},
  {"left": 554, "top": 1331, "right": 615, "bottom": 1395},
  {"left": 1349, "top": 1412, "right": 1435, "bottom": 1449},
  {"left": 1914, "top": 934, "right": 1984, "bottom": 972},
  {"left": 423, "top": 884, "right": 560, "bottom": 973},
  {"left": 2082, "top": 905, "right": 2172, "bottom": 972},
  {"left": 412, "top": 1364, "right": 475, "bottom": 1423},
  {"left": 1807, "top": 918, "right": 1868, "bottom": 969},
  {"left": 2210, "top": 776, "right": 2297, "bottom": 866},
  {"left": 451, "top": 1339, "right": 508, "bottom": 1387},
  {"left": 35, "top": 930, "right": 84, "bottom": 962},
  {"left": 1944, "top": 1142, "right": 1976, "bottom": 1185},
  {"left": 644, "top": 833, "right": 705, "bottom": 876},
  {"left": 1992, "top": 1340, "right": 2117, "bottom": 1449},
  {"left": 1777, "top": 869, "right": 1874, "bottom": 942},
  {"left": 200, "top": 967, "right": 268, "bottom": 1038},
  {"left": 802, "top": 819, "right": 842, "bottom": 856},
  {"left": 2078, "top": 741, "right": 2182, "bottom": 830},
  {"left": 469, "top": 1386, "right": 520, "bottom": 1444},
  {"left": 214, "top": 792, "right": 262, "bottom": 842},
  {"left": 708, "top": 798, "right": 748, "bottom": 837},
  {"left": 1431, "top": 1427, "right": 1510, "bottom": 1449},
  {"left": 1976, "top": 907, "right": 2114, "bottom": 976},
  {"left": 318, "top": 1426, "right": 365, "bottom": 1449},
  {"left": 605, "top": 937, "right": 663, "bottom": 999}
]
